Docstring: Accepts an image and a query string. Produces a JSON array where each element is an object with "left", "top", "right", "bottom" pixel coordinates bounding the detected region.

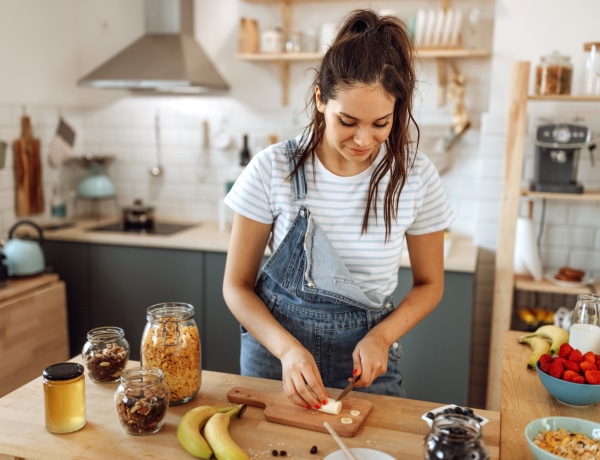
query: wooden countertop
[
  {"left": 0, "top": 361, "right": 500, "bottom": 460},
  {"left": 0, "top": 273, "right": 59, "bottom": 303},
  {"left": 501, "top": 330, "right": 600, "bottom": 459},
  {"left": 41, "top": 218, "right": 478, "bottom": 273}
]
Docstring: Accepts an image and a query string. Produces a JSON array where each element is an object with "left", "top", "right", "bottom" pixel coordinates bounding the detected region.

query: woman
[{"left": 223, "top": 9, "right": 454, "bottom": 410}]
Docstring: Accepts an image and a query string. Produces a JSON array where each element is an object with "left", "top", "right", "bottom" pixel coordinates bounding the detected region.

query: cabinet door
[
  {"left": 393, "top": 268, "right": 474, "bottom": 405},
  {"left": 89, "top": 245, "right": 204, "bottom": 361},
  {"left": 43, "top": 240, "right": 92, "bottom": 356},
  {"left": 203, "top": 252, "right": 241, "bottom": 374}
]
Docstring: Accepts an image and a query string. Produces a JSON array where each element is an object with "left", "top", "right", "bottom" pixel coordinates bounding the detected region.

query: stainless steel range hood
[{"left": 78, "top": 0, "right": 229, "bottom": 94}]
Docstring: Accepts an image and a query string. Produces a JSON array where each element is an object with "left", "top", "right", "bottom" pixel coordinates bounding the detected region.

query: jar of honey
[{"left": 43, "top": 362, "right": 86, "bottom": 433}]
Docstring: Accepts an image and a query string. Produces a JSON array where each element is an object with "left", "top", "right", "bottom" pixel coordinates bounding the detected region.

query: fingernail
[
  {"left": 314, "top": 404, "right": 321, "bottom": 409},
  {"left": 306, "top": 405, "right": 312, "bottom": 410},
  {"left": 321, "top": 399, "right": 327, "bottom": 405},
  {"left": 353, "top": 368, "right": 358, "bottom": 375}
]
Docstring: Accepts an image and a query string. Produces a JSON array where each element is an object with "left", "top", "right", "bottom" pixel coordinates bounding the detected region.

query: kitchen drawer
[{"left": 0, "top": 276, "right": 69, "bottom": 397}]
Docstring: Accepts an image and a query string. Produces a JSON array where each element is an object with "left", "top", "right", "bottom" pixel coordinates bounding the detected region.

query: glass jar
[
  {"left": 82, "top": 326, "right": 130, "bottom": 383},
  {"left": 43, "top": 362, "right": 86, "bottom": 433},
  {"left": 535, "top": 51, "right": 573, "bottom": 95},
  {"left": 424, "top": 413, "right": 489, "bottom": 460},
  {"left": 114, "top": 367, "right": 170, "bottom": 435},
  {"left": 569, "top": 294, "right": 600, "bottom": 354},
  {"left": 140, "top": 302, "right": 201, "bottom": 404},
  {"left": 583, "top": 42, "right": 600, "bottom": 95}
]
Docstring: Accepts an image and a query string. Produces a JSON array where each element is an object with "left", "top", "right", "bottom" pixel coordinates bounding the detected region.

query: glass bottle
[
  {"left": 569, "top": 294, "right": 600, "bottom": 354},
  {"left": 583, "top": 42, "right": 600, "bottom": 95},
  {"left": 82, "top": 326, "right": 130, "bottom": 383},
  {"left": 43, "top": 362, "right": 86, "bottom": 433},
  {"left": 140, "top": 302, "right": 201, "bottom": 404},
  {"left": 535, "top": 51, "right": 573, "bottom": 95},
  {"left": 114, "top": 367, "right": 170, "bottom": 435},
  {"left": 424, "top": 413, "right": 489, "bottom": 460}
]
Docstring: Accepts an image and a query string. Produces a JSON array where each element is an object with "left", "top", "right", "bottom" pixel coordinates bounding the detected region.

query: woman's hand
[
  {"left": 350, "top": 333, "right": 390, "bottom": 388},
  {"left": 280, "top": 345, "right": 329, "bottom": 410}
]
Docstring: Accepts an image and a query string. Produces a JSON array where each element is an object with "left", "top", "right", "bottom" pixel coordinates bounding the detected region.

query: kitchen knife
[{"left": 336, "top": 375, "right": 359, "bottom": 402}]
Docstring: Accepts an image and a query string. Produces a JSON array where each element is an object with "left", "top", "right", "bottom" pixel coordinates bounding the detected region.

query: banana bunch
[
  {"left": 177, "top": 404, "right": 248, "bottom": 459},
  {"left": 517, "top": 307, "right": 555, "bottom": 329},
  {"left": 519, "top": 324, "right": 570, "bottom": 369}
]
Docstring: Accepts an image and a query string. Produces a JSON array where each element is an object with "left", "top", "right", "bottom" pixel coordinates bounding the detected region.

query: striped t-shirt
[{"left": 224, "top": 135, "right": 455, "bottom": 298}]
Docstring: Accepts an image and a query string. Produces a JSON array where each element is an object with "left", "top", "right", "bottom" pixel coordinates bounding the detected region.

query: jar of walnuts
[
  {"left": 535, "top": 51, "right": 573, "bottom": 95},
  {"left": 140, "top": 302, "right": 201, "bottom": 404},
  {"left": 82, "top": 326, "right": 130, "bottom": 383}
]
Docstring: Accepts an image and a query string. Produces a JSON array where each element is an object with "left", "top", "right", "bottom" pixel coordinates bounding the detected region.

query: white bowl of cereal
[{"left": 525, "top": 416, "right": 600, "bottom": 460}]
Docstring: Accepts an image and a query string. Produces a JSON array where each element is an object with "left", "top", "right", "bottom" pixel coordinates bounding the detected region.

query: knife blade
[{"left": 335, "top": 375, "right": 359, "bottom": 402}]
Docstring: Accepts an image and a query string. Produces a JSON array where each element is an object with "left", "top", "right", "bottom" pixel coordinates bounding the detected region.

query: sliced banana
[{"left": 316, "top": 397, "right": 342, "bottom": 415}]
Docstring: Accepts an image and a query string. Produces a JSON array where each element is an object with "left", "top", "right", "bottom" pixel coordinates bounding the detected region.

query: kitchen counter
[
  {"left": 43, "top": 218, "right": 477, "bottom": 273},
  {"left": 0, "top": 360, "right": 500, "bottom": 460},
  {"left": 501, "top": 329, "right": 600, "bottom": 459}
]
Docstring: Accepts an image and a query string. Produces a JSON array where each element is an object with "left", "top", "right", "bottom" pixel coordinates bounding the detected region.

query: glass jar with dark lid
[
  {"left": 82, "top": 326, "right": 130, "bottom": 383},
  {"left": 43, "top": 362, "right": 86, "bottom": 433},
  {"left": 424, "top": 413, "right": 489, "bottom": 459}
]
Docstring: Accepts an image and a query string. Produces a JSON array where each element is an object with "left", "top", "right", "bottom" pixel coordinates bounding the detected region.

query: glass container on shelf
[
  {"left": 583, "top": 42, "right": 600, "bottom": 95},
  {"left": 535, "top": 51, "right": 573, "bottom": 96}
]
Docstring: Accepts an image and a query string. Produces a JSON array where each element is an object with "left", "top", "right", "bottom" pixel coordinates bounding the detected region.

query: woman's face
[{"left": 316, "top": 83, "right": 395, "bottom": 175}]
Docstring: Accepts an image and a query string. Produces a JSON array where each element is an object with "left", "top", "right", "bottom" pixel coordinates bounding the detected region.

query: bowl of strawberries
[{"left": 536, "top": 343, "right": 600, "bottom": 406}]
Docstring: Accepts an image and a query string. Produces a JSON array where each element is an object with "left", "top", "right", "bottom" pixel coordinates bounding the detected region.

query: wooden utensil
[
  {"left": 227, "top": 386, "right": 373, "bottom": 437},
  {"left": 324, "top": 421, "right": 359, "bottom": 460},
  {"left": 13, "top": 116, "right": 44, "bottom": 216}
]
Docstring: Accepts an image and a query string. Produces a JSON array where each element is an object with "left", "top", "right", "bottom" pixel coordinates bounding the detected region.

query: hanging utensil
[{"left": 150, "top": 113, "right": 163, "bottom": 177}]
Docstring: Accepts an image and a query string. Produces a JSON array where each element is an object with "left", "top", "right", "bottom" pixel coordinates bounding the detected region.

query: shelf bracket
[{"left": 278, "top": 61, "right": 290, "bottom": 106}]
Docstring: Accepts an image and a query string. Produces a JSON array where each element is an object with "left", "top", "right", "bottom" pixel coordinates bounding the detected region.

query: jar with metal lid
[
  {"left": 140, "top": 302, "right": 201, "bottom": 404},
  {"left": 114, "top": 367, "right": 170, "bottom": 435},
  {"left": 535, "top": 51, "right": 573, "bottom": 95},
  {"left": 82, "top": 326, "right": 130, "bottom": 383},
  {"left": 423, "top": 413, "right": 489, "bottom": 459},
  {"left": 583, "top": 42, "right": 600, "bottom": 95},
  {"left": 43, "top": 362, "right": 86, "bottom": 433}
]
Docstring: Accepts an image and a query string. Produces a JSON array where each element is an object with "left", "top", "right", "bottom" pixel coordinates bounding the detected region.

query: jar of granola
[
  {"left": 82, "top": 326, "right": 130, "bottom": 383},
  {"left": 535, "top": 51, "right": 573, "bottom": 95},
  {"left": 114, "top": 366, "right": 169, "bottom": 435},
  {"left": 140, "top": 302, "right": 201, "bottom": 404}
]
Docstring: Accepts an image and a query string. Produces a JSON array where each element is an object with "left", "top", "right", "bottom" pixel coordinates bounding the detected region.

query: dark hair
[{"left": 295, "top": 9, "right": 419, "bottom": 241}]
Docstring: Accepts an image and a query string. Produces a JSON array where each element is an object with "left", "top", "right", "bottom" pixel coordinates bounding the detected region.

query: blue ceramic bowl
[
  {"left": 536, "top": 361, "right": 600, "bottom": 406},
  {"left": 525, "top": 416, "right": 600, "bottom": 460}
]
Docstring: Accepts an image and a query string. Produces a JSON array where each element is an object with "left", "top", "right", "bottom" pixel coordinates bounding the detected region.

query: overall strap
[{"left": 284, "top": 138, "right": 307, "bottom": 201}]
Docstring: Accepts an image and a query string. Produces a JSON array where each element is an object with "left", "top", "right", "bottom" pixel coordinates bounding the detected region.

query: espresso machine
[{"left": 530, "top": 122, "right": 592, "bottom": 193}]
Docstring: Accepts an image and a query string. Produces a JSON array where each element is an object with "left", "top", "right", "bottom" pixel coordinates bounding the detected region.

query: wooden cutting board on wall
[{"left": 13, "top": 115, "right": 44, "bottom": 216}]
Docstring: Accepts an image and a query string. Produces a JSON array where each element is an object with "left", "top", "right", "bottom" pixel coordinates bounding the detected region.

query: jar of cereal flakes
[{"left": 140, "top": 302, "right": 201, "bottom": 404}]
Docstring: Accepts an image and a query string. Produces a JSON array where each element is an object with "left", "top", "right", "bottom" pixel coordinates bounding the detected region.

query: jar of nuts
[
  {"left": 141, "top": 302, "right": 201, "bottom": 404},
  {"left": 535, "top": 51, "right": 573, "bottom": 96},
  {"left": 114, "top": 367, "right": 169, "bottom": 435},
  {"left": 82, "top": 326, "right": 130, "bottom": 383}
]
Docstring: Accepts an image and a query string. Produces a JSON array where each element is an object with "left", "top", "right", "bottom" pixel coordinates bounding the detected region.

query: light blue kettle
[{"left": 1, "top": 220, "right": 46, "bottom": 276}]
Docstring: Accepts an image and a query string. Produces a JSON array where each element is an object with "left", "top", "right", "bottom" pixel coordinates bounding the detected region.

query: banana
[
  {"left": 518, "top": 307, "right": 537, "bottom": 325},
  {"left": 177, "top": 405, "right": 237, "bottom": 459},
  {"left": 204, "top": 405, "right": 248, "bottom": 460},
  {"left": 519, "top": 334, "right": 552, "bottom": 369},
  {"left": 521, "top": 324, "right": 570, "bottom": 355}
]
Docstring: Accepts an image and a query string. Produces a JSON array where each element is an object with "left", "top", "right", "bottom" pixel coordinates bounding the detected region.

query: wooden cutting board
[
  {"left": 13, "top": 115, "right": 44, "bottom": 216},
  {"left": 227, "top": 386, "right": 373, "bottom": 437}
]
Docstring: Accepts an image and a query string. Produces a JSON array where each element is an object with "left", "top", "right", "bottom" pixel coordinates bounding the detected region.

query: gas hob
[{"left": 89, "top": 222, "right": 196, "bottom": 236}]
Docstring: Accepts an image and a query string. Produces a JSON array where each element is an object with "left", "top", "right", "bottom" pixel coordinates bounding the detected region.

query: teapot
[{"left": 1, "top": 220, "right": 46, "bottom": 276}]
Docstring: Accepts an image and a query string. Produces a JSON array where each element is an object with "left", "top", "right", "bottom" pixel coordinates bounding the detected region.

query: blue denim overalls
[{"left": 240, "top": 139, "right": 405, "bottom": 397}]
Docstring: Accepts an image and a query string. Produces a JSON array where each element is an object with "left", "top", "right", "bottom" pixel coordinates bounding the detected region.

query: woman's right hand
[{"left": 280, "top": 345, "right": 329, "bottom": 410}]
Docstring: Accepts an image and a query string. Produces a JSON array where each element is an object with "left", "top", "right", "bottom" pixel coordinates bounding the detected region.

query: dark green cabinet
[{"left": 394, "top": 268, "right": 474, "bottom": 406}]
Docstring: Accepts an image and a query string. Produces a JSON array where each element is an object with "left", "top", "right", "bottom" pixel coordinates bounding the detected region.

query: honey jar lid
[{"left": 43, "top": 363, "right": 84, "bottom": 381}]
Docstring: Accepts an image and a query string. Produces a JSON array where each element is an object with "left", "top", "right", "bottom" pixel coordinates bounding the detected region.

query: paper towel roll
[{"left": 514, "top": 216, "right": 543, "bottom": 281}]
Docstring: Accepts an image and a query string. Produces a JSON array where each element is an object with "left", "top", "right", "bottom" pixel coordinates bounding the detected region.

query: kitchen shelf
[{"left": 486, "top": 61, "right": 600, "bottom": 411}]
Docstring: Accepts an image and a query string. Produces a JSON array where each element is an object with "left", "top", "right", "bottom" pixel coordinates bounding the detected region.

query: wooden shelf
[
  {"left": 521, "top": 188, "right": 600, "bottom": 201},
  {"left": 528, "top": 94, "right": 600, "bottom": 102},
  {"left": 514, "top": 275, "right": 598, "bottom": 295}
]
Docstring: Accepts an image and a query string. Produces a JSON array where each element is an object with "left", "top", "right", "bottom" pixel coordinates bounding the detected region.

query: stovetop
[{"left": 89, "top": 222, "right": 196, "bottom": 236}]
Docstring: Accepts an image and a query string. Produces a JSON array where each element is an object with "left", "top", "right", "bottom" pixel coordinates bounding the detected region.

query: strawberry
[
  {"left": 571, "top": 374, "right": 585, "bottom": 384},
  {"left": 548, "top": 360, "right": 564, "bottom": 379},
  {"left": 583, "top": 351, "right": 596, "bottom": 363},
  {"left": 581, "top": 361, "right": 598, "bottom": 372},
  {"left": 539, "top": 354, "right": 554, "bottom": 366},
  {"left": 563, "top": 359, "right": 581, "bottom": 373},
  {"left": 569, "top": 349, "right": 583, "bottom": 363},
  {"left": 558, "top": 342, "right": 574, "bottom": 359},
  {"left": 563, "top": 370, "right": 582, "bottom": 383},
  {"left": 585, "top": 370, "right": 600, "bottom": 385}
]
